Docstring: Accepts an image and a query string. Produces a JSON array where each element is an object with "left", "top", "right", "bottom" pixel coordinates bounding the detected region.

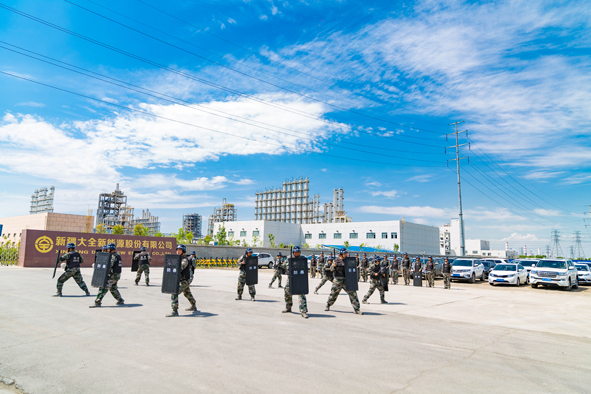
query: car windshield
[
  {"left": 494, "top": 265, "right": 516, "bottom": 271},
  {"left": 537, "top": 260, "right": 567, "bottom": 269},
  {"left": 453, "top": 259, "right": 473, "bottom": 267},
  {"left": 576, "top": 265, "right": 589, "bottom": 271},
  {"left": 520, "top": 261, "right": 538, "bottom": 267}
]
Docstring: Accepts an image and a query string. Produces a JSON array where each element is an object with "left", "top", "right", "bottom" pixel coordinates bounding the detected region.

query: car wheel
[
  {"left": 574, "top": 278, "right": 579, "bottom": 289},
  {"left": 516, "top": 278, "right": 520, "bottom": 287},
  {"left": 564, "top": 279, "right": 572, "bottom": 291},
  {"left": 531, "top": 283, "right": 538, "bottom": 288},
  {"left": 525, "top": 276, "right": 529, "bottom": 285},
  {"left": 470, "top": 273, "right": 475, "bottom": 283},
  {"left": 268, "top": 263, "right": 273, "bottom": 269},
  {"left": 489, "top": 282, "right": 494, "bottom": 286},
  {"left": 480, "top": 272, "right": 484, "bottom": 281}
]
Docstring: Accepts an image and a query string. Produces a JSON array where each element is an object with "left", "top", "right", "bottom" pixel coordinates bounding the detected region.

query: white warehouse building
[{"left": 213, "top": 219, "right": 440, "bottom": 255}]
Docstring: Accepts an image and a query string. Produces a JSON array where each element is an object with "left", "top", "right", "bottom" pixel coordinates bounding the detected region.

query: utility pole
[
  {"left": 447, "top": 121, "right": 469, "bottom": 257},
  {"left": 551, "top": 229, "right": 563, "bottom": 258},
  {"left": 574, "top": 231, "right": 585, "bottom": 259}
]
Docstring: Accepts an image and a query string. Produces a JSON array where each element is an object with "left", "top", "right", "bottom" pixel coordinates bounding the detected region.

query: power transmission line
[
  {"left": 574, "top": 231, "right": 585, "bottom": 259},
  {"left": 551, "top": 230, "right": 563, "bottom": 258},
  {"left": 0, "top": 3, "right": 446, "bottom": 147},
  {"left": 65, "top": 0, "right": 447, "bottom": 136}
]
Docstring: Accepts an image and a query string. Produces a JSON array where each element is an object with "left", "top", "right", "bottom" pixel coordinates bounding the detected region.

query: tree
[
  {"left": 203, "top": 235, "right": 213, "bottom": 245},
  {"left": 268, "top": 233, "right": 276, "bottom": 248},
  {"left": 112, "top": 225, "right": 125, "bottom": 235},
  {"left": 343, "top": 241, "right": 350, "bottom": 248},
  {"left": 95, "top": 223, "right": 107, "bottom": 234},
  {"left": 393, "top": 243, "right": 399, "bottom": 252},
  {"left": 279, "top": 242, "right": 285, "bottom": 249},
  {"left": 241, "top": 239, "right": 249, "bottom": 247},
  {"left": 186, "top": 231, "right": 194, "bottom": 244},
  {"left": 215, "top": 225, "right": 229, "bottom": 246},
  {"left": 376, "top": 245, "right": 383, "bottom": 251},
  {"left": 315, "top": 244, "right": 322, "bottom": 250},
  {"left": 302, "top": 243, "right": 310, "bottom": 249},
  {"left": 359, "top": 243, "right": 366, "bottom": 251},
  {"left": 154, "top": 232, "right": 163, "bottom": 237},
  {"left": 133, "top": 224, "right": 150, "bottom": 236}
]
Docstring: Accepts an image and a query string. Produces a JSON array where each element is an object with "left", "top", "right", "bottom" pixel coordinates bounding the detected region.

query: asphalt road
[{"left": 1, "top": 266, "right": 590, "bottom": 394}]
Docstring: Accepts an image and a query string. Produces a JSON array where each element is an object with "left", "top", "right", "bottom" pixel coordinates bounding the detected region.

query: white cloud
[
  {"left": 16, "top": 101, "right": 45, "bottom": 108},
  {"left": 500, "top": 233, "right": 541, "bottom": 242},
  {"left": 523, "top": 171, "right": 564, "bottom": 180},
  {"left": 359, "top": 205, "right": 452, "bottom": 218},
  {"left": 0, "top": 93, "right": 346, "bottom": 186},
  {"left": 533, "top": 208, "right": 560, "bottom": 217},
  {"left": 407, "top": 174, "right": 433, "bottom": 183},
  {"left": 228, "top": 18, "right": 237, "bottom": 24},
  {"left": 562, "top": 173, "right": 591, "bottom": 185},
  {"left": 370, "top": 190, "right": 398, "bottom": 199},
  {"left": 365, "top": 180, "right": 382, "bottom": 187},
  {"left": 259, "top": 15, "right": 268, "bottom": 20}
]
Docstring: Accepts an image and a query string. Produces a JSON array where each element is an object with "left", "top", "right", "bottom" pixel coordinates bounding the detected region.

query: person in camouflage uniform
[
  {"left": 401, "top": 252, "right": 412, "bottom": 285},
  {"left": 269, "top": 252, "right": 283, "bottom": 288},
  {"left": 310, "top": 254, "right": 317, "bottom": 278},
  {"left": 390, "top": 256, "right": 399, "bottom": 285},
  {"left": 442, "top": 257, "right": 452, "bottom": 289},
  {"left": 317, "top": 252, "right": 325, "bottom": 274},
  {"left": 133, "top": 246, "right": 152, "bottom": 286},
  {"left": 360, "top": 254, "right": 369, "bottom": 282},
  {"left": 236, "top": 248, "right": 256, "bottom": 301},
  {"left": 187, "top": 251, "right": 197, "bottom": 284},
  {"left": 314, "top": 255, "right": 333, "bottom": 294},
  {"left": 90, "top": 243, "right": 124, "bottom": 307},
  {"left": 362, "top": 256, "right": 387, "bottom": 304},
  {"left": 425, "top": 256, "right": 435, "bottom": 288},
  {"left": 167, "top": 244, "right": 197, "bottom": 317},
  {"left": 54, "top": 242, "right": 90, "bottom": 297},
  {"left": 283, "top": 246, "right": 308, "bottom": 319},
  {"left": 325, "top": 249, "right": 362, "bottom": 314}
]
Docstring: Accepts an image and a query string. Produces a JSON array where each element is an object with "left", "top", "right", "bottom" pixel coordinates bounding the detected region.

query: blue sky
[{"left": 0, "top": 0, "right": 590, "bottom": 255}]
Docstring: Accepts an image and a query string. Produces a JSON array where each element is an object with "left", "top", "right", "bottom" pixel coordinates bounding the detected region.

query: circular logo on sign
[{"left": 35, "top": 236, "right": 54, "bottom": 253}]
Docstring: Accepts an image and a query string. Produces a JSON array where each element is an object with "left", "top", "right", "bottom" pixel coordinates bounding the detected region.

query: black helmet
[
  {"left": 107, "top": 243, "right": 116, "bottom": 251},
  {"left": 293, "top": 246, "right": 301, "bottom": 253},
  {"left": 66, "top": 242, "right": 76, "bottom": 249},
  {"left": 190, "top": 251, "right": 196, "bottom": 256},
  {"left": 177, "top": 244, "right": 187, "bottom": 253},
  {"left": 140, "top": 246, "right": 147, "bottom": 251},
  {"left": 277, "top": 252, "right": 282, "bottom": 256}
]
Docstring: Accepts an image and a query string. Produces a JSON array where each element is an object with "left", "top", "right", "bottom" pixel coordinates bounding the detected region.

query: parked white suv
[
  {"left": 451, "top": 258, "right": 485, "bottom": 283},
  {"left": 530, "top": 259, "right": 578, "bottom": 291},
  {"left": 575, "top": 264, "right": 591, "bottom": 285},
  {"left": 253, "top": 253, "right": 274, "bottom": 269},
  {"left": 488, "top": 263, "right": 528, "bottom": 286}
]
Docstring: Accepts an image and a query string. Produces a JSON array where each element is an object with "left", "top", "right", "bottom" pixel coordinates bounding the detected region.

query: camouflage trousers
[
  {"left": 426, "top": 271, "right": 435, "bottom": 287},
  {"left": 269, "top": 271, "right": 282, "bottom": 287},
  {"left": 315, "top": 274, "right": 331, "bottom": 292},
  {"left": 443, "top": 273, "right": 451, "bottom": 289},
  {"left": 363, "top": 278, "right": 385, "bottom": 302},
  {"left": 171, "top": 280, "right": 195, "bottom": 312},
  {"left": 391, "top": 269, "right": 399, "bottom": 285},
  {"left": 135, "top": 264, "right": 150, "bottom": 285},
  {"left": 237, "top": 270, "right": 256, "bottom": 298},
  {"left": 402, "top": 268, "right": 411, "bottom": 285},
  {"left": 310, "top": 267, "right": 317, "bottom": 278},
  {"left": 284, "top": 282, "right": 308, "bottom": 313},
  {"left": 95, "top": 273, "right": 123, "bottom": 304},
  {"left": 327, "top": 278, "right": 360, "bottom": 312},
  {"left": 57, "top": 267, "right": 89, "bottom": 293},
  {"left": 360, "top": 268, "right": 368, "bottom": 282}
]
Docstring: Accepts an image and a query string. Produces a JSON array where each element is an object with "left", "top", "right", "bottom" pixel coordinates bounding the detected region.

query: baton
[{"left": 52, "top": 250, "right": 61, "bottom": 279}]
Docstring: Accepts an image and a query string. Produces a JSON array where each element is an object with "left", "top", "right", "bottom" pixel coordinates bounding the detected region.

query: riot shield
[
  {"left": 131, "top": 250, "right": 141, "bottom": 272},
  {"left": 413, "top": 272, "right": 423, "bottom": 287},
  {"left": 288, "top": 257, "right": 309, "bottom": 295},
  {"left": 380, "top": 264, "right": 389, "bottom": 292},
  {"left": 162, "top": 254, "right": 182, "bottom": 294},
  {"left": 344, "top": 257, "right": 359, "bottom": 292},
  {"left": 91, "top": 252, "right": 111, "bottom": 288},
  {"left": 381, "top": 275, "right": 389, "bottom": 292},
  {"left": 245, "top": 256, "right": 258, "bottom": 286},
  {"left": 52, "top": 250, "right": 61, "bottom": 279}
]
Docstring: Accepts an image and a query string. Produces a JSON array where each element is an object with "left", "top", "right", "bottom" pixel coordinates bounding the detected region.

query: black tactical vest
[
  {"left": 361, "top": 258, "right": 369, "bottom": 268},
  {"left": 139, "top": 252, "right": 150, "bottom": 264},
  {"left": 402, "top": 258, "right": 411, "bottom": 268},
  {"left": 111, "top": 253, "right": 122, "bottom": 274},
  {"left": 426, "top": 260, "right": 434, "bottom": 271},
  {"left": 414, "top": 261, "right": 422, "bottom": 271},
  {"left": 67, "top": 252, "right": 81, "bottom": 268},
  {"left": 334, "top": 258, "right": 346, "bottom": 278},
  {"left": 181, "top": 258, "right": 192, "bottom": 281},
  {"left": 392, "top": 259, "right": 399, "bottom": 270},
  {"left": 311, "top": 257, "right": 317, "bottom": 267},
  {"left": 442, "top": 263, "right": 451, "bottom": 274}
]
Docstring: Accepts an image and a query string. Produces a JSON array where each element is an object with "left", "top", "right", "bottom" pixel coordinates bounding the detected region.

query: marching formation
[{"left": 51, "top": 244, "right": 453, "bottom": 318}]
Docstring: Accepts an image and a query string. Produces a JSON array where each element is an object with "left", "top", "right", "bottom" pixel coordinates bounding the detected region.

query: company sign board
[{"left": 19, "top": 229, "right": 177, "bottom": 268}]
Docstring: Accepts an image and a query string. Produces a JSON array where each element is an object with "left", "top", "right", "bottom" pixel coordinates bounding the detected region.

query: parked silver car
[{"left": 530, "top": 259, "right": 578, "bottom": 290}]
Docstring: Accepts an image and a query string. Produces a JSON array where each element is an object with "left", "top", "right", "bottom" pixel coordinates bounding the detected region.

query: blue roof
[{"left": 319, "top": 244, "right": 396, "bottom": 253}]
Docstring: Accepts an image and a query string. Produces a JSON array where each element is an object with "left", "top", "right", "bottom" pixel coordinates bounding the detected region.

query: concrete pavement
[{"left": 1, "top": 266, "right": 590, "bottom": 393}]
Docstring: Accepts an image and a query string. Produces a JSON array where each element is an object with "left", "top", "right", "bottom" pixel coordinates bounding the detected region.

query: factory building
[
  {"left": 207, "top": 199, "right": 237, "bottom": 236},
  {"left": 30, "top": 186, "right": 55, "bottom": 214},
  {"left": 130, "top": 209, "right": 161, "bottom": 235},
  {"left": 183, "top": 213, "right": 202, "bottom": 239},
  {"left": 212, "top": 219, "right": 440, "bottom": 255}
]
